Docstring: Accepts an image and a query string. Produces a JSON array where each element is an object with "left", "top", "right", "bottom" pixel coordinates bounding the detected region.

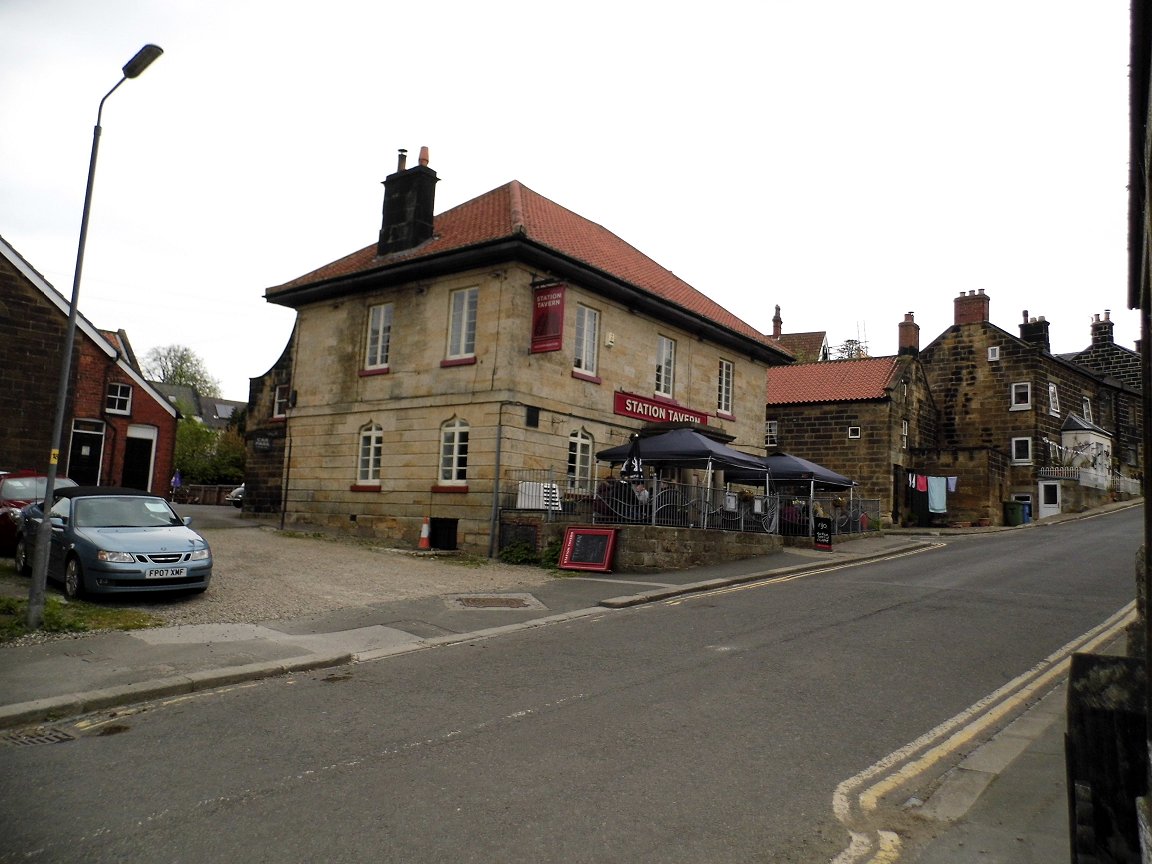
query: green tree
[
  {"left": 144, "top": 345, "right": 222, "bottom": 398},
  {"left": 174, "top": 419, "right": 218, "bottom": 484}
]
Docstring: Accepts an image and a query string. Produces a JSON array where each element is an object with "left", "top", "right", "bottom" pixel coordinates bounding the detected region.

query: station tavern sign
[{"left": 613, "top": 391, "right": 708, "bottom": 425}]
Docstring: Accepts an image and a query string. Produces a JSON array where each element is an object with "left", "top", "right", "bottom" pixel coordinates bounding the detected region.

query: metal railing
[{"left": 500, "top": 469, "right": 879, "bottom": 538}]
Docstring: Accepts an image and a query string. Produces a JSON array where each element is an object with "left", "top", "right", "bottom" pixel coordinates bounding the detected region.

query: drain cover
[
  {"left": 2, "top": 728, "right": 76, "bottom": 747},
  {"left": 446, "top": 593, "right": 546, "bottom": 611},
  {"left": 459, "top": 596, "right": 529, "bottom": 609}
]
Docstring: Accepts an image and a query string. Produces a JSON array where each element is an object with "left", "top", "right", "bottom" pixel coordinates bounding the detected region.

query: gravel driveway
[{"left": 1, "top": 509, "right": 557, "bottom": 628}]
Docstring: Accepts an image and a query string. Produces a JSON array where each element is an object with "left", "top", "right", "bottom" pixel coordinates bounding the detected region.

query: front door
[
  {"left": 66, "top": 419, "right": 105, "bottom": 485},
  {"left": 1038, "top": 481, "right": 1061, "bottom": 519}
]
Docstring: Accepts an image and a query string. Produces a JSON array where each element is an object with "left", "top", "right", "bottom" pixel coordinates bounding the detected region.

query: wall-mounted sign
[
  {"left": 613, "top": 392, "right": 708, "bottom": 426},
  {"left": 559, "top": 526, "right": 618, "bottom": 572},
  {"left": 531, "top": 284, "right": 565, "bottom": 353}
]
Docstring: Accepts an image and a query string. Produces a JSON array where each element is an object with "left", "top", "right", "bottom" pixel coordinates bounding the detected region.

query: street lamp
[{"left": 27, "top": 44, "right": 163, "bottom": 629}]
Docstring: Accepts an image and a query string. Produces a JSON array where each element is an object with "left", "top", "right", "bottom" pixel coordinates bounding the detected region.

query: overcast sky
[{"left": 1, "top": 1, "right": 1135, "bottom": 401}]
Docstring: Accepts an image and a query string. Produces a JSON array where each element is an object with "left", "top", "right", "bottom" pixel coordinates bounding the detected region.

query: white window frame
[
  {"left": 717, "top": 359, "right": 734, "bottom": 415},
  {"left": 655, "top": 335, "right": 676, "bottom": 398},
  {"left": 574, "top": 305, "right": 599, "bottom": 375},
  {"left": 1048, "top": 382, "right": 1060, "bottom": 417},
  {"left": 1010, "top": 382, "right": 1032, "bottom": 411},
  {"left": 358, "top": 424, "right": 383, "bottom": 484},
  {"left": 901, "top": 419, "right": 909, "bottom": 450},
  {"left": 439, "top": 418, "right": 469, "bottom": 484},
  {"left": 848, "top": 426, "right": 862, "bottom": 439},
  {"left": 567, "top": 429, "right": 594, "bottom": 493},
  {"left": 105, "top": 382, "right": 132, "bottom": 415},
  {"left": 988, "top": 346, "right": 1000, "bottom": 361},
  {"left": 273, "top": 384, "right": 290, "bottom": 418},
  {"left": 365, "top": 302, "right": 394, "bottom": 370},
  {"left": 447, "top": 287, "right": 478, "bottom": 360},
  {"left": 1082, "top": 397, "right": 1092, "bottom": 423},
  {"left": 766, "top": 420, "right": 778, "bottom": 448},
  {"left": 1011, "top": 436, "right": 1032, "bottom": 465}
]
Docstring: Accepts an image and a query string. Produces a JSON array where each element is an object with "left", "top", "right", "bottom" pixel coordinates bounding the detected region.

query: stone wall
[{"left": 535, "top": 521, "right": 782, "bottom": 573}]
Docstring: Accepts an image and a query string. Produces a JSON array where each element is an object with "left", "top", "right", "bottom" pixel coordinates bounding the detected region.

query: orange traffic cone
[{"left": 418, "top": 517, "right": 431, "bottom": 550}]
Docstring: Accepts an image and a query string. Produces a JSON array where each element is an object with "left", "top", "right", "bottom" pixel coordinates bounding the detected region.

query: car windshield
[
  {"left": 1, "top": 476, "right": 77, "bottom": 501},
  {"left": 73, "top": 496, "right": 181, "bottom": 528}
]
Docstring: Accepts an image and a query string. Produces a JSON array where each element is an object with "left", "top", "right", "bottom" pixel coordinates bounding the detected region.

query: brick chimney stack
[
  {"left": 1090, "top": 310, "right": 1115, "bottom": 346},
  {"left": 378, "top": 146, "right": 438, "bottom": 256},
  {"left": 772, "top": 305, "right": 783, "bottom": 339},
  {"left": 954, "top": 289, "right": 990, "bottom": 325},
  {"left": 897, "top": 312, "right": 919, "bottom": 356},
  {"left": 1019, "top": 310, "right": 1051, "bottom": 352}
]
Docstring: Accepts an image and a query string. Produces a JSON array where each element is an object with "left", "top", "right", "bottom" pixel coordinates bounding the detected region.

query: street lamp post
[{"left": 27, "top": 44, "right": 163, "bottom": 629}]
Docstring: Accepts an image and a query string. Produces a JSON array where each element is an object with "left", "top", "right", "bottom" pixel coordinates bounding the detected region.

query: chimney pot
[
  {"left": 397, "top": 148, "right": 408, "bottom": 171},
  {"left": 418, "top": 146, "right": 430, "bottom": 167}
]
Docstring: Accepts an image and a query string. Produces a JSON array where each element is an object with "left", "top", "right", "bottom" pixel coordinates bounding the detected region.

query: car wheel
[
  {"left": 64, "top": 557, "right": 86, "bottom": 600},
  {"left": 14, "top": 536, "right": 31, "bottom": 577}
]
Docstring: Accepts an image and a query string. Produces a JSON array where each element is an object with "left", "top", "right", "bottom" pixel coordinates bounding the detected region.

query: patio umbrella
[{"left": 619, "top": 433, "right": 644, "bottom": 481}]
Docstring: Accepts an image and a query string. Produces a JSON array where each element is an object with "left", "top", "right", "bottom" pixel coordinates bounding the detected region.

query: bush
[{"left": 498, "top": 541, "right": 539, "bottom": 565}]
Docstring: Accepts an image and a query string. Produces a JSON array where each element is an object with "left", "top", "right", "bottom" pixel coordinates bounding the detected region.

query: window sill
[
  {"left": 270, "top": 416, "right": 287, "bottom": 423},
  {"left": 1009, "top": 405, "right": 1031, "bottom": 412},
  {"left": 105, "top": 409, "right": 131, "bottom": 416},
  {"left": 440, "top": 357, "right": 477, "bottom": 368},
  {"left": 359, "top": 367, "right": 390, "bottom": 377},
  {"left": 716, "top": 411, "right": 735, "bottom": 422},
  {"left": 650, "top": 393, "right": 680, "bottom": 406},
  {"left": 571, "top": 370, "right": 602, "bottom": 384},
  {"left": 350, "top": 484, "right": 380, "bottom": 492},
  {"left": 431, "top": 485, "right": 468, "bottom": 494}
]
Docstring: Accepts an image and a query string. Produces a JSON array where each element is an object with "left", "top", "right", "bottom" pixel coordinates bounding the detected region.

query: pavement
[{"left": 0, "top": 500, "right": 1144, "bottom": 863}]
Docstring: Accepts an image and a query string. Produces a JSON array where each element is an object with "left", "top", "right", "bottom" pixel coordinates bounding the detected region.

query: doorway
[
  {"left": 122, "top": 425, "right": 156, "bottom": 491},
  {"left": 66, "top": 419, "right": 105, "bottom": 485},
  {"left": 1038, "top": 481, "right": 1061, "bottom": 520}
]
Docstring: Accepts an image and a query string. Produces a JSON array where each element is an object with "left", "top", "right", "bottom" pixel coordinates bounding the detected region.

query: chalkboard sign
[
  {"left": 559, "top": 526, "right": 619, "bottom": 572},
  {"left": 814, "top": 516, "right": 833, "bottom": 551}
]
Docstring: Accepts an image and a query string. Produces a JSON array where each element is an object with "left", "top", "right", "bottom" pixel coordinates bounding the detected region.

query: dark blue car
[{"left": 15, "top": 486, "right": 212, "bottom": 598}]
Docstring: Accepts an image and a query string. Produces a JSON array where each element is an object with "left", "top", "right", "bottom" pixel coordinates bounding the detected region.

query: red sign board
[
  {"left": 531, "top": 284, "right": 565, "bottom": 353},
  {"left": 613, "top": 392, "right": 708, "bottom": 426},
  {"left": 559, "top": 526, "right": 618, "bottom": 572}
]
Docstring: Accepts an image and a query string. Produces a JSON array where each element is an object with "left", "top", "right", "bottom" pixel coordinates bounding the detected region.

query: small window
[
  {"left": 901, "top": 419, "right": 909, "bottom": 450},
  {"left": 358, "top": 424, "right": 383, "bottom": 484},
  {"left": 716, "top": 359, "right": 734, "bottom": 415},
  {"left": 273, "top": 384, "right": 290, "bottom": 418},
  {"left": 574, "top": 305, "right": 599, "bottom": 376},
  {"left": 447, "top": 287, "right": 478, "bottom": 360},
  {"left": 567, "top": 429, "right": 594, "bottom": 493},
  {"left": 987, "top": 346, "right": 1000, "bottom": 361},
  {"left": 105, "top": 383, "right": 132, "bottom": 414},
  {"left": 766, "top": 420, "right": 778, "bottom": 448},
  {"left": 655, "top": 336, "right": 676, "bottom": 398},
  {"left": 1010, "top": 382, "right": 1031, "bottom": 411},
  {"left": 365, "top": 303, "right": 393, "bottom": 370},
  {"left": 1082, "top": 397, "right": 1092, "bottom": 423},
  {"left": 439, "top": 418, "right": 470, "bottom": 484},
  {"left": 1048, "top": 383, "right": 1060, "bottom": 417},
  {"left": 1011, "top": 437, "right": 1032, "bottom": 464},
  {"left": 848, "top": 426, "right": 862, "bottom": 439}
]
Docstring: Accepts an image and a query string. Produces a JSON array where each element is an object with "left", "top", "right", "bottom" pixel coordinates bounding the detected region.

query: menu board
[{"left": 559, "top": 527, "right": 618, "bottom": 572}]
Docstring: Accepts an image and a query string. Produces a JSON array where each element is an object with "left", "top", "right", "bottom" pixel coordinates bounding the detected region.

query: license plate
[{"left": 147, "top": 568, "right": 187, "bottom": 579}]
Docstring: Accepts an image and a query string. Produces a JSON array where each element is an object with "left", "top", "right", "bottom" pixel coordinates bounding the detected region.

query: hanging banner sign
[
  {"left": 531, "top": 284, "right": 565, "bottom": 353},
  {"left": 613, "top": 392, "right": 708, "bottom": 426}
]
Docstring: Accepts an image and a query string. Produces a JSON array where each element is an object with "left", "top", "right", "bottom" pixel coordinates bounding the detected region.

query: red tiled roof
[
  {"left": 766, "top": 357, "right": 902, "bottom": 404},
  {"left": 268, "top": 181, "right": 772, "bottom": 346}
]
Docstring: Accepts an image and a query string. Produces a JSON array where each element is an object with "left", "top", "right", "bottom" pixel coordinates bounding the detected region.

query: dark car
[
  {"left": 15, "top": 486, "right": 212, "bottom": 598},
  {"left": 225, "top": 483, "right": 245, "bottom": 508},
  {"left": 0, "top": 472, "right": 77, "bottom": 555}
]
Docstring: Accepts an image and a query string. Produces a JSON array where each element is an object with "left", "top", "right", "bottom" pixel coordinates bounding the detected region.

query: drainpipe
[{"left": 488, "top": 401, "right": 522, "bottom": 558}]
